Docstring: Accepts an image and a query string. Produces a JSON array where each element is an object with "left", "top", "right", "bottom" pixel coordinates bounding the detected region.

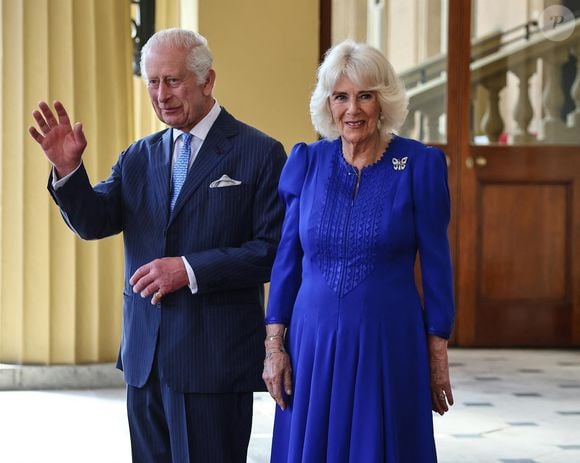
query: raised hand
[{"left": 29, "top": 101, "right": 87, "bottom": 177}]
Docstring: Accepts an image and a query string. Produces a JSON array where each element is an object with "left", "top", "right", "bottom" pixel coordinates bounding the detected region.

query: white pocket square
[{"left": 209, "top": 174, "right": 242, "bottom": 188}]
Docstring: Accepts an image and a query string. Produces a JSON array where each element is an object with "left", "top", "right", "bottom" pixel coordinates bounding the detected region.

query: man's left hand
[{"left": 130, "top": 257, "right": 189, "bottom": 305}]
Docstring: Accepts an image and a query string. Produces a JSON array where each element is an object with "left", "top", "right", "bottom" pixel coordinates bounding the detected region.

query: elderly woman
[{"left": 262, "top": 40, "right": 455, "bottom": 462}]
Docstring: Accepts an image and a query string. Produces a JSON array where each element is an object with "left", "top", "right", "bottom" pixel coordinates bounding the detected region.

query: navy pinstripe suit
[{"left": 48, "top": 108, "right": 286, "bottom": 459}]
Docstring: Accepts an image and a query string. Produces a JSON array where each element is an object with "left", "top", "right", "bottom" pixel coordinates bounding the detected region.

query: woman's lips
[{"left": 345, "top": 120, "right": 365, "bottom": 128}]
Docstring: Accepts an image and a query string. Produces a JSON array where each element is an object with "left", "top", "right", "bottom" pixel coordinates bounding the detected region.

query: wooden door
[
  {"left": 453, "top": 3, "right": 580, "bottom": 346},
  {"left": 457, "top": 146, "right": 580, "bottom": 346}
]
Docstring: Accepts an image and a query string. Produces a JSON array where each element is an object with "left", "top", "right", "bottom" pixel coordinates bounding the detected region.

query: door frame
[{"left": 442, "top": 0, "right": 472, "bottom": 344}]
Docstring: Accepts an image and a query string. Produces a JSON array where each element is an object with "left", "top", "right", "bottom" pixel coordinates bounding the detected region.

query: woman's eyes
[{"left": 332, "top": 93, "right": 373, "bottom": 102}]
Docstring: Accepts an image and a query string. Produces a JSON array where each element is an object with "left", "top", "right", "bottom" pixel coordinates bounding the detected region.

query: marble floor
[{"left": 0, "top": 349, "right": 578, "bottom": 463}]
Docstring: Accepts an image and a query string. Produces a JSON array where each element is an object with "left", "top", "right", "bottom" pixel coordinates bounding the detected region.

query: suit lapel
[
  {"left": 149, "top": 129, "right": 173, "bottom": 226},
  {"left": 168, "top": 109, "right": 237, "bottom": 225}
]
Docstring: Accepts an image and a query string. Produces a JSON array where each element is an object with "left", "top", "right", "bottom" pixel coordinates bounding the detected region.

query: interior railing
[{"left": 400, "top": 15, "right": 580, "bottom": 145}]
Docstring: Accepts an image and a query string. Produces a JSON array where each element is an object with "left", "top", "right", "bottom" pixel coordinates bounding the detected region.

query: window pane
[{"left": 470, "top": 2, "right": 580, "bottom": 145}]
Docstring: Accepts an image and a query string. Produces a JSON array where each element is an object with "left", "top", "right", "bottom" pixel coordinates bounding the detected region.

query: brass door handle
[{"left": 465, "top": 156, "right": 487, "bottom": 169}]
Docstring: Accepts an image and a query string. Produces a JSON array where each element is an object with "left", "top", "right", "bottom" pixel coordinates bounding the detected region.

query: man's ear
[{"left": 203, "top": 69, "right": 216, "bottom": 95}]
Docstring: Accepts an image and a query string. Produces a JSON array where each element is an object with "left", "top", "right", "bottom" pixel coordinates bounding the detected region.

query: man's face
[{"left": 144, "top": 45, "right": 215, "bottom": 132}]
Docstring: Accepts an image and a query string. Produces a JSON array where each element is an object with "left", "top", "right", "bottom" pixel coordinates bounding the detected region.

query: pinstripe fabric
[
  {"left": 48, "top": 108, "right": 287, "bottom": 393},
  {"left": 127, "top": 356, "right": 252, "bottom": 463}
]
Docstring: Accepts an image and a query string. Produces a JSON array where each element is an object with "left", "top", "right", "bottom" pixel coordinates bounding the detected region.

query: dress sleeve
[
  {"left": 265, "top": 142, "right": 309, "bottom": 325},
  {"left": 413, "top": 146, "right": 455, "bottom": 339}
]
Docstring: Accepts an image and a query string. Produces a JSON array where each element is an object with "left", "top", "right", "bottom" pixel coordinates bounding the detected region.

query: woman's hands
[
  {"left": 428, "top": 334, "right": 454, "bottom": 415},
  {"left": 262, "top": 324, "right": 293, "bottom": 410},
  {"left": 263, "top": 329, "right": 454, "bottom": 415}
]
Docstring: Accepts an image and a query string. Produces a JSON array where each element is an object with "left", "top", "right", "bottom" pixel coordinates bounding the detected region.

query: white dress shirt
[{"left": 173, "top": 101, "right": 221, "bottom": 293}]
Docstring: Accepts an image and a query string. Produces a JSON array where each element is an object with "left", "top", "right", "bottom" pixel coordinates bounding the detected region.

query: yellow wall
[
  {"left": 199, "top": 0, "right": 319, "bottom": 151},
  {"left": 0, "top": 0, "right": 132, "bottom": 364}
]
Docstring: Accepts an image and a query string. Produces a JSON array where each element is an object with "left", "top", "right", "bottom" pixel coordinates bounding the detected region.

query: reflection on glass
[
  {"left": 470, "top": 1, "right": 580, "bottom": 146},
  {"left": 332, "top": 0, "right": 448, "bottom": 144}
]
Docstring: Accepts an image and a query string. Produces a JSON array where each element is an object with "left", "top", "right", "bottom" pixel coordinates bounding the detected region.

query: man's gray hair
[{"left": 140, "top": 28, "right": 213, "bottom": 84}]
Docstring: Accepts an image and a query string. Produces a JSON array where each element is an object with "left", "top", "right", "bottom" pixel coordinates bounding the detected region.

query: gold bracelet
[
  {"left": 266, "top": 331, "right": 284, "bottom": 342},
  {"left": 264, "top": 348, "right": 286, "bottom": 360}
]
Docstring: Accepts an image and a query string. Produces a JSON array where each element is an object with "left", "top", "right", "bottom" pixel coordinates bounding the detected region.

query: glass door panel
[{"left": 470, "top": 1, "right": 580, "bottom": 145}]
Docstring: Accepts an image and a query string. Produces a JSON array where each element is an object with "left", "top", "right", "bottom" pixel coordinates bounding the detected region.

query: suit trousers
[{"left": 126, "top": 357, "right": 253, "bottom": 463}]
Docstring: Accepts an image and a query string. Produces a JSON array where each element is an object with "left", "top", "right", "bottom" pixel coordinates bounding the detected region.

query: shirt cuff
[
  {"left": 52, "top": 163, "right": 83, "bottom": 190},
  {"left": 181, "top": 256, "right": 198, "bottom": 294}
]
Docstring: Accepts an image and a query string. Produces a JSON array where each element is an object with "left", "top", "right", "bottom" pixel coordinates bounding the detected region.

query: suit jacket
[{"left": 49, "top": 108, "right": 287, "bottom": 393}]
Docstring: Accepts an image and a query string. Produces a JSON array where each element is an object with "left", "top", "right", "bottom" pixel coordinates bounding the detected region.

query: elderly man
[{"left": 29, "top": 28, "right": 286, "bottom": 462}]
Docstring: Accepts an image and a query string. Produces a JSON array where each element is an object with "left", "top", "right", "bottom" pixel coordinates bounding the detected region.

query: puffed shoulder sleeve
[
  {"left": 265, "top": 142, "right": 309, "bottom": 325},
  {"left": 413, "top": 146, "right": 455, "bottom": 339}
]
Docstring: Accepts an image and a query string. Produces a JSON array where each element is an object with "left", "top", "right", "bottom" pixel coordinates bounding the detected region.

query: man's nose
[{"left": 158, "top": 81, "right": 169, "bottom": 102}]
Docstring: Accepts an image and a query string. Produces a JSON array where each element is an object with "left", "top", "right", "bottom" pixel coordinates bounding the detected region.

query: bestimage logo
[{"left": 538, "top": 5, "right": 575, "bottom": 42}]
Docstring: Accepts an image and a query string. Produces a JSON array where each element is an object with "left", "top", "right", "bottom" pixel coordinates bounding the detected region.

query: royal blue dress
[{"left": 265, "top": 136, "right": 455, "bottom": 462}]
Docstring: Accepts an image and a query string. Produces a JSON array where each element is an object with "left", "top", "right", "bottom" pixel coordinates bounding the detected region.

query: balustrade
[
  {"left": 401, "top": 17, "right": 580, "bottom": 145},
  {"left": 511, "top": 60, "right": 536, "bottom": 144}
]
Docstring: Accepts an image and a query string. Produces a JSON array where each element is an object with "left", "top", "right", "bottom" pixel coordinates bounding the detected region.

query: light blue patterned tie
[{"left": 170, "top": 132, "right": 193, "bottom": 212}]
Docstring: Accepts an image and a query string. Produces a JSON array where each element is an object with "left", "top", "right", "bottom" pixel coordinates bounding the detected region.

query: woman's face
[{"left": 329, "top": 74, "right": 381, "bottom": 146}]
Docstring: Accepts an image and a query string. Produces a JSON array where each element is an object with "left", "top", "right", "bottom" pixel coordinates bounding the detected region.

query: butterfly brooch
[{"left": 392, "top": 156, "right": 408, "bottom": 171}]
